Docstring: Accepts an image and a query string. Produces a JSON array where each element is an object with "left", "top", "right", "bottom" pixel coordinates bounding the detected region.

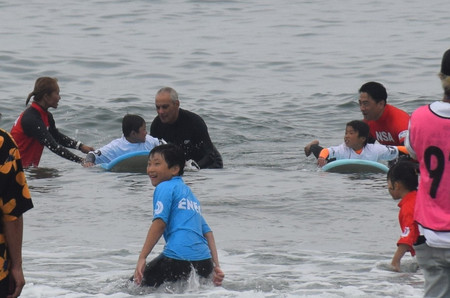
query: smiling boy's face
[
  {"left": 344, "top": 126, "right": 366, "bottom": 150},
  {"left": 146, "top": 152, "right": 179, "bottom": 186}
]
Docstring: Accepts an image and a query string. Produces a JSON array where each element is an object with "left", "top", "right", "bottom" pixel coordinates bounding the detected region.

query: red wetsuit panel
[
  {"left": 11, "top": 103, "right": 49, "bottom": 167},
  {"left": 364, "top": 104, "right": 409, "bottom": 145},
  {"left": 11, "top": 102, "right": 82, "bottom": 167}
]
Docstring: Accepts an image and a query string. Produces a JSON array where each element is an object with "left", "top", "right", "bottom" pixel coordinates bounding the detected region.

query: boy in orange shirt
[{"left": 387, "top": 161, "right": 419, "bottom": 272}]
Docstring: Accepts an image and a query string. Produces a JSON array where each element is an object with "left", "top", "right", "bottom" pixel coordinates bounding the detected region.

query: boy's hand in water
[
  {"left": 317, "top": 157, "right": 327, "bottom": 167},
  {"left": 212, "top": 266, "right": 224, "bottom": 286}
]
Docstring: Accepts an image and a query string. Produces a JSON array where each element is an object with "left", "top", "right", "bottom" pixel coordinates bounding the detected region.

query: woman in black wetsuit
[{"left": 11, "top": 77, "right": 94, "bottom": 168}]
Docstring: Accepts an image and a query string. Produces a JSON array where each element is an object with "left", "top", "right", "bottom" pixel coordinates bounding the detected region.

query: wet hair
[
  {"left": 149, "top": 144, "right": 185, "bottom": 176},
  {"left": 439, "top": 49, "right": 450, "bottom": 99},
  {"left": 26, "top": 77, "right": 59, "bottom": 105},
  {"left": 358, "top": 81, "right": 388, "bottom": 104},
  {"left": 156, "top": 87, "right": 179, "bottom": 103},
  {"left": 387, "top": 161, "right": 418, "bottom": 191},
  {"left": 122, "top": 114, "right": 145, "bottom": 137},
  {"left": 346, "top": 120, "right": 369, "bottom": 146}
]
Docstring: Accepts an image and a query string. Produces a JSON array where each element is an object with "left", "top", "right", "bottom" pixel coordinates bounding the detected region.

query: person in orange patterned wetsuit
[{"left": 0, "top": 128, "right": 34, "bottom": 297}]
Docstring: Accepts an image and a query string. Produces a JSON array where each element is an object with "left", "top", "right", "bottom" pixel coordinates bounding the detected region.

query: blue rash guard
[{"left": 153, "top": 176, "right": 212, "bottom": 261}]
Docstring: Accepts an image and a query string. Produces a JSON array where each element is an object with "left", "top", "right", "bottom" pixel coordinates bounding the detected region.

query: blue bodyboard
[
  {"left": 100, "top": 150, "right": 149, "bottom": 173},
  {"left": 322, "top": 159, "right": 389, "bottom": 174}
]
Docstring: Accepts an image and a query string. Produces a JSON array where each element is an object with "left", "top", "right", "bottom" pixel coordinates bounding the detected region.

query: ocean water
[{"left": 0, "top": 0, "right": 448, "bottom": 297}]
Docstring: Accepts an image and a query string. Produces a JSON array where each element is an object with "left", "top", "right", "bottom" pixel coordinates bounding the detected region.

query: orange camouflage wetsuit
[
  {"left": 364, "top": 104, "right": 410, "bottom": 146},
  {"left": 0, "top": 129, "right": 33, "bottom": 285}
]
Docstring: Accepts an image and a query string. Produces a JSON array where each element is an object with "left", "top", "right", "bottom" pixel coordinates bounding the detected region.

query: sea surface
[{"left": 0, "top": 0, "right": 448, "bottom": 297}]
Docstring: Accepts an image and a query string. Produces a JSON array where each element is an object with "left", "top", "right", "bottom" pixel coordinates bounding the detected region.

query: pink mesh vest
[{"left": 409, "top": 104, "right": 450, "bottom": 231}]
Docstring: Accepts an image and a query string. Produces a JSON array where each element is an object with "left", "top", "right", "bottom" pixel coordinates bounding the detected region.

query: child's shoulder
[
  {"left": 364, "top": 143, "right": 380, "bottom": 148},
  {"left": 405, "top": 190, "right": 417, "bottom": 198},
  {"left": 155, "top": 177, "right": 191, "bottom": 201},
  {"left": 157, "top": 176, "right": 184, "bottom": 188},
  {"left": 399, "top": 190, "right": 417, "bottom": 206},
  {"left": 364, "top": 142, "right": 395, "bottom": 151},
  {"left": 99, "top": 136, "right": 124, "bottom": 150},
  {"left": 145, "top": 134, "right": 160, "bottom": 144}
]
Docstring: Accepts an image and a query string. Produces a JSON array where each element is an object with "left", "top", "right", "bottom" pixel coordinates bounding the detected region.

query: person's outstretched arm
[
  {"left": 134, "top": 219, "right": 166, "bottom": 285},
  {"left": 391, "top": 243, "right": 410, "bottom": 272},
  {"left": 204, "top": 231, "right": 224, "bottom": 286},
  {"left": 317, "top": 148, "right": 330, "bottom": 167},
  {"left": 21, "top": 112, "right": 87, "bottom": 164}
]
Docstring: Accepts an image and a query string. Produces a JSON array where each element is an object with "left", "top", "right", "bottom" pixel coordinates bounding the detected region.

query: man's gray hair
[{"left": 156, "top": 87, "right": 179, "bottom": 103}]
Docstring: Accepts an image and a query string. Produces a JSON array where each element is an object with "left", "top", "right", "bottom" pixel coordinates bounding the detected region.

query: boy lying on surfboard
[
  {"left": 304, "top": 120, "right": 408, "bottom": 167},
  {"left": 84, "top": 114, "right": 163, "bottom": 166}
]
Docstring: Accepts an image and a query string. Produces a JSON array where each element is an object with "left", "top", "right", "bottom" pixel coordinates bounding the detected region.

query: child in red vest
[{"left": 387, "top": 161, "right": 419, "bottom": 272}]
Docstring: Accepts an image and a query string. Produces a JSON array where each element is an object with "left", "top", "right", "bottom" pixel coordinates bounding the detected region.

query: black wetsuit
[
  {"left": 150, "top": 109, "right": 223, "bottom": 169},
  {"left": 142, "top": 254, "right": 213, "bottom": 287}
]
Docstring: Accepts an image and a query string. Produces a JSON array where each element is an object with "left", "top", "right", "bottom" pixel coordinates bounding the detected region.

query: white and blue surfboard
[
  {"left": 100, "top": 150, "right": 149, "bottom": 173},
  {"left": 322, "top": 159, "right": 389, "bottom": 174}
]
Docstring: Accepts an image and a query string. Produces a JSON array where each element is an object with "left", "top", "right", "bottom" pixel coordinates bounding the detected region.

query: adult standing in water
[
  {"left": 406, "top": 48, "right": 450, "bottom": 297},
  {"left": 358, "top": 81, "right": 410, "bottom": 146},
  {"left": 11, "top": 77, "right": 94, "bottom": 168},
  {"left": 150, "top": 87, "right": 223, "bottom": 169},
  {"left": 0, "top": 128, "right": 34, "bottom": 297}
]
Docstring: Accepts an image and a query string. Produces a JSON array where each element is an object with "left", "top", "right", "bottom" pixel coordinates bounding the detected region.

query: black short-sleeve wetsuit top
[{"left": 150, "top": 109, "right": 223, "bottom": 169}]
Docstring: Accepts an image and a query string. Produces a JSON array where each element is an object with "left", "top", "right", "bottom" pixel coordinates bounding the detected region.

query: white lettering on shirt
[
  {"left": 376, "top": 131, "right": 395, "bottom": 142},
  {"left": 178, "top": 198, "right": 201, "bottom": 214}
]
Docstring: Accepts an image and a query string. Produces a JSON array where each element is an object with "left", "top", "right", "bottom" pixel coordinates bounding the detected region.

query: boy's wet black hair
[
  {"left": 346, "top": 120, "right": 370, "bottom": 146},
  {"left": 387, "top": 161, "right": 419, "bottom": 191},
  {"left": 122, "top": 114, "right": 145, "bottom": 137},
  {"left": 149, "top": 144, "right": 185, "bottom": 176}
]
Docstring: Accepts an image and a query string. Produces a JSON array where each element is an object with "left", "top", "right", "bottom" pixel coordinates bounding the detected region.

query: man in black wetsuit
[{"left": 150, "top": 87, "right": 223, "bottom": 169}]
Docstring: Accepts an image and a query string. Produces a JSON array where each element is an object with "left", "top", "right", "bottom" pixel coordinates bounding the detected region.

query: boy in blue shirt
[{"left": 133, "top": 144, "right": 224, "bottom": 287}]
